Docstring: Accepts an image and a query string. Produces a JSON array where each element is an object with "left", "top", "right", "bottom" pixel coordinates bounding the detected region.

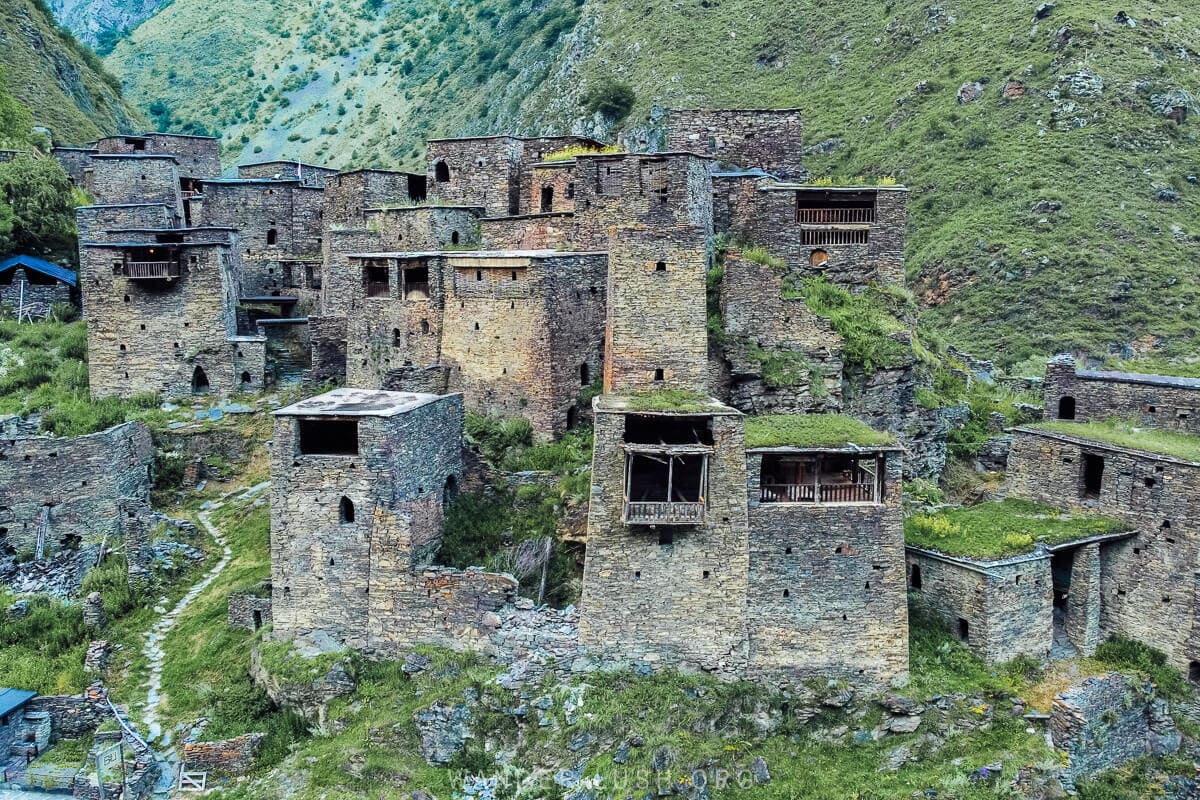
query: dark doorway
[
  {"left": 566, "top": 406, "right": 578, "bottom": 430},
  {"left": 252, "top": 610, "right": 263, "bottom": 630},
  {"left": 443, "top": 475, "right": 458, "bottom": 510},
  {"left": 909, "top": 563, "right": 922, "bottom": 590},
  {"left": 540, "top": 186, "right": 554, "bottom": 212},
  {"left": 191, "top": 365, "right": 210, "bottom": 393},
  {"left": 434, "top": 161, "right": 451, "bottom": 182},
  {"left": 408, "top": 174, "right": 428, "bottom": 201},
  {"left": 1190, "top": 661, "right": 1200, "bottom": 684},
  {"left": 1082, "top": 453, "right": 1104, "bottom": 498},
  {"left": 957, "top": 618, "right": 969, "bottom": 641},
  {"left": 339, "top": 496, "right": 355, "bottom": 524},
  {"left": 1058, "top": 396, "right": 1076, "bottom": 420}
]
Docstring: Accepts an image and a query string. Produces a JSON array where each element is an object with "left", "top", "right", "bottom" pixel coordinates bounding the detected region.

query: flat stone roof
[
  {"left": 1014, "top": 424, "right": 1200, "bottom": 466},
  {"left": 595, "top": 393, "right": 740, "bottom": 416},
  {"left": 275, "top": 388, "right": 450, "bottom": 418},
  {"left": 1073, "top": 368, "right": 1200, "bottom": 390},
  {"left": 363, "top": 204, "right": 486, "bottom": 213},
  {"left": 91, "top": 153, "right": 179, "bottom": 161},
  {"left": 764, "top": 183, "right": 909, "bottom": 193}
]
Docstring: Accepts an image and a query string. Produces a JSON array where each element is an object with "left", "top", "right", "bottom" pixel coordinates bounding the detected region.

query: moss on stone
[
  {"left": 905, "top": 499, "right": 1129, "bottom": 560},
  {"left": 744, "top": 413, "right": 895, "bottom": 449},
  {"left": 1028, "top": 420, "right": 1200, "bottom": 463},
  {"left": 622, "top": 388, "right": 714, "bottom": 412}
]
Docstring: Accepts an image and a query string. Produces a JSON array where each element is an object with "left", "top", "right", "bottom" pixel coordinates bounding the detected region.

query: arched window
[
  {"left": 191, "top": 366, "right": 210, "bottom": 394},
  {"left": 266, "top": 228, "right": 278, "bottom": 246},
  {"left": 240, "top": 371, "right": 252, "bottom": 386},
  {"left": 1058, "top": 396, "right": 1076, "bottom": 420},
  {"left": 339, "top": 496, "right": 355, "bottom": 524},
  {"left": 434, "top": 161, "right": 451, "bottom": 183},
  {"left": 810, "top": 249, "right": 829, "bottom": 268},
  {"left": 451, "top": 231, "right": 460, "bottom": 245},
  {"left": 420, "top": 319, "right": 430, "bottom": 334}
]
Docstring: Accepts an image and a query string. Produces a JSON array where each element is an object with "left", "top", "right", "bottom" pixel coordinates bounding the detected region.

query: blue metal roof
[
  {"left": 0, "top": 688, "right": 36, "bottom": 719},
  {"left": 0, "top": 255, "right": 77, "bottom": 287}
]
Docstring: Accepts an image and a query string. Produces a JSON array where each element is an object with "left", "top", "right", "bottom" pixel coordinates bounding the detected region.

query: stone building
[
  {"left": 269, "top": 388, "right": 517, "bottom": 655},
  {"left": 341, "top": 249, "right": 606, "bottom": 437},
  {"left": 667, "top": 108, "right": 807, "bottom": 180},
  {"left": 1006, "top": 424, "right": 1200, "bottom": 673},
  {"left": 237, "top": 160, "right": 340, "bottom": 188},
  {"left": 92, "top": 132, "right": 221, "bottom": 177},
  {"left": 0, "top": 255, "right": 76, "bottom": 313},
  {"left": 1043, "top": 354, "right": 1200, "bottom": 434},
  {"left": 0, "top": 420, "right": 153, "bottom": 578},
  {"left": 427, "top": 135, "right": 604, "bottom": 216}
]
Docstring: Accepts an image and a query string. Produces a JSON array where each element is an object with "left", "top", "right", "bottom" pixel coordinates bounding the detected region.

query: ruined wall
[
  {"left": 322, "top": 228, "right": 385, "bottom": 315},
  {"left": 526, "top": 162, "right": 577, "bottom": 214},
  {"left": 727, "top": 187, "right": 908, "bottom": 288},
  {"left": 270, "top": 396, "right": 464, "bottom": 647},
  {"left": 86, "top": 155, "right": 181, "bottom": 208},
  {"left": 667, "top": 109, "right": 806, "bottom": 179},
  {"left": 575, "top": 153, "right": 714, "bottom": 239},
  {"left": 183, "top": 733, "right": 265, "bottom": 775},
  {"left": 604, "top": 225, "right": 709, "bottom": 394},
  {"left": 26, "top": 687, "right": 109, "bottom": 741},
  {"left": 1051, "top": 673, "right": 1179, "bottom": 789},
  {"left": 82, "top": 242, "right": 243, "bottom": 399},
  {"left": 228, "top": 592, "right": 273, "bottom": 631},
  {"left": 745, "top": 450, "right": 908, "bottom": 687},
  {"left": 0, "top": 268, "right": 72, "bottom": 310},
  {"left": 427, "top": 137, "right": 523, "bottom": 215},
  {"left": 0, "top": 421, "right": 153, "bottom": 562},
  {"left": 237, "top": 161, "right": 339, "bottom": 187},
  {"left": 719, "top": 254, "right": 844, "bottom": 414},
  {"left": 1043, "top": 355, "right": 1200, "bottom": 434},
  {"left": 906, "top": 550, "right": 1054, "bottom": 664},
  {"left": 478, "top": 213, "right": 602, "bottom": 251},
  {"left": 579, "top": 410, "right": 750, "bottom": 679},
  {"left": 308, "top": 315, "right": 347, "bottom": 385},
  {"left": 1008, "top": 429, "right": 1200, "bottom": 670},
  {"left": 322, "top": 170, "right": 428, "bottom": 226}
]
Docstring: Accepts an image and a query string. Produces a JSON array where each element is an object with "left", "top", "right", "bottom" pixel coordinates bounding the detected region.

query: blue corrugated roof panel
[
  {"left": 0, "top": 255, "right": 77, "bottom": 287},
  {"left": 0, "top": 688, "right": 36, "bottom": 719}
]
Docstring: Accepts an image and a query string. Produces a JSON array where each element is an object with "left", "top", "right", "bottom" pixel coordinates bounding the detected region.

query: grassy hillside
[
  {"left": 1, "top": 0, "right": 142, "bottom": 144},
  {"left": 107, "top": 0, "right": 1200, "bottom": 366}
]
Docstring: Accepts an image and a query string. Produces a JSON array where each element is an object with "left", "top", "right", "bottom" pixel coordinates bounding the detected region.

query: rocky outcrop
[
  {"left": 250, "top": 640, "right": 356, "bottom": 729},
  {"left": 49, "top": 0, "right": 165, "bottom": 48}
]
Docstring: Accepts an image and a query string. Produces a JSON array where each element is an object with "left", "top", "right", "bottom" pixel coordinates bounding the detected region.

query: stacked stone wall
[
  {"left": 86, "top": 155, "right": 181, "bottom": 208},
  {"left": 727, "top": 187, "right": 907, "bottom": 288},
  {"left": 361, "top": 206, "right": 482, "bottom": 251},
  {"left": 604, "top": 225, "right": 709, "bottom": 394},
  {"left": 1043, "top": 356, "right": 1200, "bottom": 434},
  {"left": 26, "top": 688, "right": 109, "bottom": 741},
  {"left": 228, "top": 591, "right": 273, "bottom": 631},
  {"left": 183, "top": 733, "right": 265, "bottom": 775},
  {"left": 526, "top": 163, "right": 577, "bottom": 214},
  {"left": 0, "top": 421, "right": 153, "bottom": 562},
  {"left": 746, "top": 451, "right": 908, "bottom": 686},
  {"left": 667, "top": 109, "right": 805, "bottom": 179},
  {"left": 0, "top": 268, "right": 72, "bottom": 311},
  {"left": 478, "top": 213, "right": 602, "bottom": 251},
  {"left": 82, "top": 242, "right": 243, "bottom": 398},
  {"left": 719, "top": 254, "right": 844, "bottom": 413},
  {"left": 53, "top": 147, "right": 99, "bottom": 184},
  {"left": 906, "top": 550, "right": 1053, "bottom": 663},
  {"left": 77, "top": 204, "right": 176, "bottom": 243},
  {"left": 427, "top": 137, "right": 523, "bottom": 215},
  {"left": 270, "top": 395, "right": 464, "bottom": 647},
  {"left": 308, "top": 315, "right": 347, "bottom": 385},
  {"left": 94, "top": 134, "right": 220, "bottom": 177},
  {"left": 322, "top": 228, "right": 385, "bottom": 315},
  {"left": 1008, "top": 429, "right": 1200, "bottom": 669},
  {"left": 579, "top": 410, "right": 750, "bottom": 678},
  {"left": 575, "top": 153, "right": 713, "bottom": 240},
  {"left": 237, "top": 161, "right": 338, "bottom": 187}
]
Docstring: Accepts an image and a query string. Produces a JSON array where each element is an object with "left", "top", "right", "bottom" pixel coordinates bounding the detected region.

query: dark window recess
[
  {"left": 191, "top": 366, "right": 210, "bottom": 394},
  {"left": 653, "top": 368, "right": 665, "bottom": 382},
  {"left": 655, "top": 261, "right": 667, "bottom": 272},
  {"left": 298, "top": 419, "right": 359, "bottom": 455},
  {"left": 434, "top": 161, "right": 451, "bottom": 182},
  {"left": 266, "top": 228, "right": 278, "bottom": 246},
  {"left": 958, "top": 618, "right": 970, "bottom": 641},
  {"left": 339, "top": 495, "right": 355, "bottom": 524},
  {"left": 624, "top": 415, "right": 714, "bottom": 446},
  {"left": 565, "top": 182, "right": 575, "bottom": 199},
  {"left": 408, "top": 174, "right": 428, "bottom": 201},
  {"left": 240, "top": 371, "right": 252, "bottom": 385},
  {"left": 393, "top": 328, "right": 402, "bottom": 347},
  {"left": 580, "top": 362, "right": 590, "bottom": 386},
  {"left": 1190, "top": 662, "right": 1200, "bottom": 684},
  {"left": 1083, "top": 453, "right": 1104, "bottom": 498},
  {"left": 909, "top": 563, "right": 922, "bottom": 590},
  {"left": 451, "top": 231, "right": 460, "bottom": 245},
  {"left": 402, "top": 265, "right": 429, "bottom": 300},
  {"left": 540, "top": 186, "right": 554, "bottom": 212},
  {"left": 364, "top": 264, "right": 390, "bottom": 297},
  {"left": 1058, "top": 396, "right": 1076, "bottom": 420},
  {"left": 658, "top": 530, "right": 674, "bottom": 546},
  {"left": 627, "top": 452, "right": 706, "bottom": 503}
]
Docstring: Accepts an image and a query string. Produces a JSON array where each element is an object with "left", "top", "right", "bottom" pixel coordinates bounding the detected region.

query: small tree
[
  {"left": 583, "top": 80, "right": 636, "bottom": 122},
  {"left": 0, "top": 156, "right": 78, "bottom": 258}
]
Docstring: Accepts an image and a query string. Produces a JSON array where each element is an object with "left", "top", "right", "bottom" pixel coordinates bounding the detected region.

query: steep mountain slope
[
  {"left": 49, "top": 0, "right": 166, "bottom": 51},
  {"left": 1, "top": 0, "right": 142, "bottom": 144},
  {"left": 107, "top": 0, "right": 1200, "bottom": 366}
]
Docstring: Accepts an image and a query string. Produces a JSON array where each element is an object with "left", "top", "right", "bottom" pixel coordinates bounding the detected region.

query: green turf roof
[{"left": 744, "top": 414, "right": 895, "bottom": 449}]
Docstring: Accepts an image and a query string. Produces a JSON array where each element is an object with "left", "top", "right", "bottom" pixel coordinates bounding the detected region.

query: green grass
[
  {"left": 1029, "top": 419, "right": 1200, "bottom": 462},
  {"left": 905, "top": 498, "right": 1130, "bottom": 559},
  {"left": 744, "top": 413, "right": 895, "bottom": 449},
  {"left": 108, "top": 0, "right": 1200, "bottom": 370},
  {"left": 788, "top": 277, "right": 916, "bottom": 373},
  {"left": 622, "top": 388, "right": 714, "bottom": 412}
]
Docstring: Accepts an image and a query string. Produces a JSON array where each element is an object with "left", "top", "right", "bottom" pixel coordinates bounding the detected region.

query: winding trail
[{"left": 139, "top": 504, "right": 232, "bottom": 744}]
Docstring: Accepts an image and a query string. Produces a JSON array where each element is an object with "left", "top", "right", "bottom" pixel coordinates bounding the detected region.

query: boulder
[
  {"left": 957, "top": 81, "right": 985, "bottom": 104},
  {"left": 413, "top": 700, "right": 474, "bottom": 766}
]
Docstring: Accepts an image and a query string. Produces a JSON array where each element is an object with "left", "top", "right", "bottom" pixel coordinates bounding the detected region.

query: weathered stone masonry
[{"left": 1044, "top": 354, "right": 1200, "bottom": 434}]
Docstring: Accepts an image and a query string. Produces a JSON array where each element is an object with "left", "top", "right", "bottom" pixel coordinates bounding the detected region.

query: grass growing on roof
[
  {"left": 541, "top": 143, "right": 622, "bottom": 162},
  {"left": 622, "top": 388, "right": 714, "bottom": 412},
  {"left": 1029, "top": 419, "right": 1200, "bottom": 463},
  {"left": 786, "top": 277, "right": 915, "bottom": 372},
  {"left": 905, "top": 498, "right": 1129, "bottom": 559},
  {"left": 744, "top": 413, "right": 894, "bottom": 449}
]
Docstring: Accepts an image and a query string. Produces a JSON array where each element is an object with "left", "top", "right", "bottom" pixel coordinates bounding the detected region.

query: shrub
[{"left": 583, "top": 80, "right": 636, "bottom": 122}]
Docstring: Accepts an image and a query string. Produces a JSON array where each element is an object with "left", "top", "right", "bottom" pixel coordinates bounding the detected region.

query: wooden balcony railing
[
  {"left": 624, "top": 501, "right": 706, "bottom": 525},
  {"left": 760, "top": 482, "right": 876, "bottom": 504},
  {"left": 125, "top": 261, "right": 181, "bottom": 279},
  {"left": 365, "top": 281, "right": 390, "bottom": 298},
  {"left": 797, "top": 228, "right": 870, "bottom": 246},
  {"left": 797, "top": 207, "right": 875, "bottom": 224},
  {"left": 402, "top": 281, "right": 430, "bottom": 301}
]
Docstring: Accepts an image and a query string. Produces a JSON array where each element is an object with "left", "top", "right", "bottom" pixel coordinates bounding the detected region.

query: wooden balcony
[
  {"left": 623, "top": 501, "right": 706, "bottom": 525},
  {"left": 125, "top": 261, "right": 181, "bottom": 279},
  {"left": 760, "top": 481, "right": 876, "bottom": 504},
  {"left": 797, "top": 207, "right": 875, "bottom": 224}
]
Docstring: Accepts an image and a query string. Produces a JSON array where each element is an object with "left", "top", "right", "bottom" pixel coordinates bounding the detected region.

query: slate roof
[
  {"left": 1075, "top": 369, "right": 1200, "bottom": 391},
  {"left": 0, "top": 688, "right": 36, "bottom": 719}
]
